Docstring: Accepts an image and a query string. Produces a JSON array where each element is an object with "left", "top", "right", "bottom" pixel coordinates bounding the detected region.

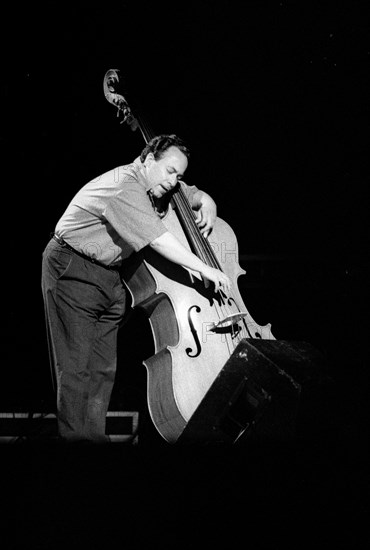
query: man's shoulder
[
  {"left": 85, "top": 158, "right": 141, "bottom": 187},
  {"left": 113, "top": 157, "right": 142, "bottom": 183}
]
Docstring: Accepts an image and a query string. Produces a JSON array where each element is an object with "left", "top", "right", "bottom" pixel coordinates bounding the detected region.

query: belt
[{"left": 52, "top": 234, "right": 120, "bottom": 270}]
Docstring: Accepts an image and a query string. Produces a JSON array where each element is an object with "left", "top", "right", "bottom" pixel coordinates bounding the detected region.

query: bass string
[
  {"left": 175, "top": 187, "right": 250, "bottom": 344},
  {"left": 171, "top": 190, "right": 231, "bottom": 337},
  {"left": 135, "top": 114, "right": 153, "bottom": 144},
  {"left": 174, "top": 188, "right": 246, "bottom": 352},
  {"left": 176, "top": 188, "right": 244, "bottom": 331}
]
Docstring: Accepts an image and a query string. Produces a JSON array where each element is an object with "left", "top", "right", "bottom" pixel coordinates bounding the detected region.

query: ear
[{"left": 144, "top": 152, "right": 155, "bottom": 167}]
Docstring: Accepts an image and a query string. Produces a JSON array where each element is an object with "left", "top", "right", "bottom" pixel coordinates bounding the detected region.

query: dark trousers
[{"left": 41, "top": 238, "right": 126, "bottom": 442}]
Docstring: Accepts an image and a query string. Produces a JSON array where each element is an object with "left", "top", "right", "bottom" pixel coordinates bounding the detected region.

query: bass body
[{"left": 122, "top": 200, "right": 273, "bottom": 443}]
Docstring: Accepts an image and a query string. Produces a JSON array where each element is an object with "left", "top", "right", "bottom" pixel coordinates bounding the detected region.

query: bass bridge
[{"left": 209, "top": 312, "right": 248, "bottom": 334}]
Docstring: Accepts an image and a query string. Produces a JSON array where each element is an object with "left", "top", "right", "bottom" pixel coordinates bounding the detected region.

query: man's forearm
[{"left": 149, "top": 231, "right": 206, "bottom": 274}]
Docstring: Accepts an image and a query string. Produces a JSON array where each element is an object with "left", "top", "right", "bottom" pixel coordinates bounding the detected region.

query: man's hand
[
  {"left": 201, "top": 265, "right": 231, "bottom": 293},
  {"left": 193, "top": 191, "right": 217, "bottom": 238},
  {"left": 150, "top": 231, "right": 230, "bottom": 293}
]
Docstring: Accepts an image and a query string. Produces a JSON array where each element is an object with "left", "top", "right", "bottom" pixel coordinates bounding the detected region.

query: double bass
[{"left": 104, "top": 69, "right": 274, "bottom": 443}]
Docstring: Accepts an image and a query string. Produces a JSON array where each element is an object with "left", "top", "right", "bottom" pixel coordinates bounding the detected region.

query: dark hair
[{"left": 140, "top": 134, "right": 190, "bottom": 163}]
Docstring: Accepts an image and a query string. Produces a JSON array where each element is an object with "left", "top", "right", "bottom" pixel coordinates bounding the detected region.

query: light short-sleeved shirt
[{"left": 55, "top": 157, "right": 199, "bottom": 267}]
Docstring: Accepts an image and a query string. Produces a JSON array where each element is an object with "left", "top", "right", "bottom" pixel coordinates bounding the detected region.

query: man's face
[{"left": 144, "top": 146, "right": 188, "bottom": 198}]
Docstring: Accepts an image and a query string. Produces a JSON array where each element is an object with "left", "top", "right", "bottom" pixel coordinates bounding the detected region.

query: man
[{"left": 41, "top": 134, "right": 230, "bottom": 443}]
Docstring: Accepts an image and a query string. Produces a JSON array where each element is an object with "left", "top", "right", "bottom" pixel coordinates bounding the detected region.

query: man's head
[{"left": 141, "top": 135, "right": 190, "bottom": 198}]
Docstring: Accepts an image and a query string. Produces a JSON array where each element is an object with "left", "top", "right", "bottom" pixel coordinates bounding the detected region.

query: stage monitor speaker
[{"left": 177, "top": 338, "right": 324, "bottom": 445}]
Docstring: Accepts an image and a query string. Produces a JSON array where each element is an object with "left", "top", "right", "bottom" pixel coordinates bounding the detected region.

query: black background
[
  {"left": 1, "top": 2, "right": 368, "bottom": 546},
  {"left": 3, "top": 0, "right": 368, "bottom": 415}
]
